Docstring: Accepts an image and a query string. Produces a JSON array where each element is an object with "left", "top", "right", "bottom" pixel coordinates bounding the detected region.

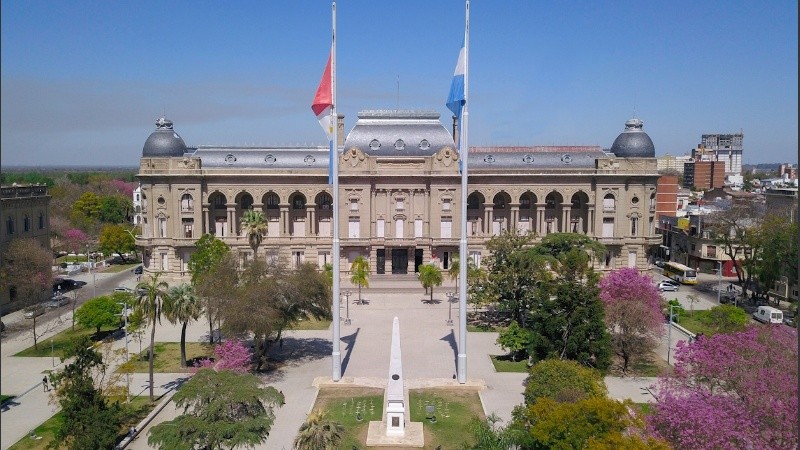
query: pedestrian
[
  {"left": 42, "top": 376, "right": 48, "bottom": 392},
  {"left": 279, "top": 338, "right": 283, "bottom": 350}
]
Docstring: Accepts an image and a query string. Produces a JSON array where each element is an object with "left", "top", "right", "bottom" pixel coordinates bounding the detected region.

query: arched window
[
  {"left": 181, "top": 193, "right": 194, "bottom": 212},
  {"left": 266, "top": 193, "right": 280, "bottom": 209},
  {"left": 603, "top": 193, "right": 616, "bottom": 211},
  {"left": 38, "top": 212, "right": 45, "bottom": 229},
  {"left": 6, "top": 217, "right": 14, "bottom": 235},
  {"left": 23, "top": 216, "right": 31, "bottom": 232}
]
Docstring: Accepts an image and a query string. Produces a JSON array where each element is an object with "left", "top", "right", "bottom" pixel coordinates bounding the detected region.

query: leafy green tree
[
  {"left": 323, "top": 262, "right": 333, "bottom": 287},
  {"left": 240, "top": 209, "right": 267, "bottom": 257},
  {"left": 164, "top": 284, "right": 203, "bottom": 368},
  {"left": 350, "top": 255, "right": 370, "bottom": 304},
  {"left": 188, "top": 234, "right": 230, "bottom": 342},
  {"left": 418, "top": 263, "right": 443, "bottom": 303},
  {"left": 70, "top": 191, "right": 102, "bottom": 229},
  {"left": 50, "top": 337, "right": 122, "bottom": 450},
  {"left": 463, "top": 414, "right": 516, "bottom": 450},
  {"left": 98, "top": 195, "right": 132, "bottom": 223},
  {"left": 754, "top": 214, "right": 798, "bottom": 302},
  {"left": 698, "top": 304, "right": 748, "bottom": 335},
  {"left": 148, "top": 369, "right": 284, "bottom": 450},
  {"left": 524, "top": 359, "right": 607, "bottom": 405},
  {"left": 293, "top": 410, "right": 345, "bottom": 450},
  {"left": 526, "top": 248, "right": 611, "bottom": 370},
  {"left": 222, "top": 261, "right": 331, "bottom": 370},
  {"left": 135, "top": 272, "right": 170, "bottom": 401},
  {"left": 510, "top": 397, "right": 669, "bottom": 449},
  {"left": 496, "top": 321, "right": 532, "bottom": 362},
  {"left": 74, "top": 294, "right": 125, "bottom": 334},
  {"left": 98, "top": 223, "right": 135, "bottom": 262}
]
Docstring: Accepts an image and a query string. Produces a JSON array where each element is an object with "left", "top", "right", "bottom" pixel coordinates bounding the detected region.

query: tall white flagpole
[
  {"left": 457, "top": 0, "right": 470, "bottom": 384},
  {"left": 331, "top": 0, "right": 342, "bottom": 382}
]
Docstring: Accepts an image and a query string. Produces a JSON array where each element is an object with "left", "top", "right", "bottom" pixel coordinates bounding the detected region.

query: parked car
[
  {"left": 654, "top": 260, "right": 666, "bottom": 268},
  {"left": 783, "top": 314, "right": 796, "bottom": 328},
  {"left": 133, "top": 266, "right": 143, "bottom": 275},
  {"left": 114, "top": 287, "right": 133, "bottom": 293},
  {"left": 23, "top": 305, "right": 46, "bottom": 319},
  {"left": 46, "top": 293, "right": 70, "bottom": 308},
  {"left": 658, "top": 280, "right": 680, "bottom": 292}
]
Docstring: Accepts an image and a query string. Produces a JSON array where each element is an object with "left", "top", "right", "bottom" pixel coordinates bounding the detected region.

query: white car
[
  {"left": 114, "top": 287, "right": 133, "bottom": 293},
  {"left": 658, "top": 280, "right": 680, "bottom": 292}
]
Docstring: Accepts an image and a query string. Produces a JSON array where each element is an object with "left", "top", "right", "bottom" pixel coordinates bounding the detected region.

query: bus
[{"left": 663, "top": 262, "right": 697, "bottom": 285}]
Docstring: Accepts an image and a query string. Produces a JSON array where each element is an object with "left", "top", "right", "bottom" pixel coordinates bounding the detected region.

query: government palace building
[{"left": 136, "top": 110, "right": 660, "bottom": 283}]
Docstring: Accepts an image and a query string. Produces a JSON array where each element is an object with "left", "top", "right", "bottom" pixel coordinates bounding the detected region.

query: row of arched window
[{"left": 5, "top": 212, "right": 45, "bottom": 235}]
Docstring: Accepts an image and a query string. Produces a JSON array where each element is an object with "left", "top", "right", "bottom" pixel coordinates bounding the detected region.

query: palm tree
[
  {"left": 419, "top": 263, "right": 443, "bottom": 303},
  {"left": 293, "top": 410, "right": 344, "bottom": 450},
  {"left": 240, "top": 208, "right": 267, "bottom": 259},
  {"left": 350, "top": 256, "right": 369, "bottom": 304},
  {"left": 163, "top": 283, "right": 203, "bottom": 368},
  {"left": 135, "top": 272, "right": 169, "bottom": 401},
  {"left": 449, "top": 253, "right": 461, "bottom": 290}
]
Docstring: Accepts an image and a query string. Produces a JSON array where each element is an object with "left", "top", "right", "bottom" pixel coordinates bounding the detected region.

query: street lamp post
[
  {"left": 716, "top": 260, "right": 722, "bottom": 304},
  {"left": 87, "top": 245, "right": 96, "bottom": 298},
  {"left": 343, "top": 290, "right": 352, "bottom": 325},
  {"left": 446, "top": 291, "right": 455, "bottom": 326},
  {"left": 667, "top": 304, "right": 680, "bottom": 365},
  {"left": 118, "top": 302, "right": 131, "bottom": 403}
]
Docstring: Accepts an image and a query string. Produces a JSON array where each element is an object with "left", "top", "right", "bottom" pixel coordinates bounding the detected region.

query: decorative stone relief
[
  {"left": 343, "top": 147, "right": 366, "bottom": 167},
  {"left": 435, "top": 147, "right": 457, "bottom": 167}
]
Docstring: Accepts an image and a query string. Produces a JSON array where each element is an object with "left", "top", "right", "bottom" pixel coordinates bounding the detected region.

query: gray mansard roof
[
  {"left": 468, "top": 146, "right": 607, "bottom": 170},
  {"left": 343, "top": 110, "right": 455, "bottom": 157},
  {"left": 190, "top": 146, "right": 329, "bottom": 169}
]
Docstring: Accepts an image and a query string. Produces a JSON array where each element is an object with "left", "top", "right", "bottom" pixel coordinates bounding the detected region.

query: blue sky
[{"left": 2, "top": 1, "right": 797, "bottom": 167}]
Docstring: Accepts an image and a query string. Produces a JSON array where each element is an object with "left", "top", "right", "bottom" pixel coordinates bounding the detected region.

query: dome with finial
[
  {"left": 609, "top": 118, "right": 655, "bottom": 158},
  {"left": 142, "top": 117, "right": 187, "bottom": 157}
]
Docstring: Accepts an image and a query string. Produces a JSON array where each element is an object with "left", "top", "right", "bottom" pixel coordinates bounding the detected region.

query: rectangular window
[
  {"left": 293, "top": 219, "right": 305, "bottom": 237},
  {"left": 318, "top": 219, "right": 331, "bottom": 237},
  {"left": 376, "top": 219, "right": 385, "bottom": 238},
  {"left": 603, "top": 196, "right": 615, "bottom": 210},
  {"left": 441, "top": 218, "right": 452, "bottom": 238},
  {"left": 630, "top": 218, "right": 638, "bottom": 236},
  {"left": 268, "top": 218, "right": 279, "bottom": 237},
  {"left": 442, "top": 199, "right": 451, "bottom": 211},
  {"left": 181, "top": 195, "right": 194, "bottom": 212},
  {"left": 158, "top": 218, "right": 167, "bottom": 238},
  {"left": 414, "top": 219, "right": 423, "bottom": 238},
  {"left": 469, "top": 251, "right": 482, "bottom": 267},
  {"left": 628, "top": 251, "right": 637, "bottom": 268},
  {"left": 292, "top": 251, "right": 304, "bottom": 268},
  {"left": 602, "top": 218, "right": 614, "bottom": 237},
  {"left": 396, "top": 199, "right": 404, "bottom": 210},
  {"left": 395, "top": 219, "right": 404, "bottom": 238},
  {"left": 317, "top": 251, "right": 330, "bottom": 269},
  {"left": 38, "top": 213, "right": 44, "bottom": 229},
  {"left": 492, "top": 220, "right": 502, "bottom": 236},
  {"left": 182, "top": 251, "right": 190, "bottom": 272},
  {"left": 182, "top": 219, "right": 194, "bottom": 239},
  {"left": 215, "top": 218, "right": 227, "bottom": 237},
  {"left": 350, "top": 199, "right": 358, "bottom": 211},
  {"left": 707, "top": 245, "right": 717, "bottom": 258},
  {"left": 160, "top": 252, "right": 168, "bottom": 271},
  {"left": 348, "top": 218, "right": 360, "bottom": 238}
]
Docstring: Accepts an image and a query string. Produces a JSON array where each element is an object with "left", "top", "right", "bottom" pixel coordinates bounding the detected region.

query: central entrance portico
[{"left": 391, "top": 249, "right": 408, "bottom": 274}]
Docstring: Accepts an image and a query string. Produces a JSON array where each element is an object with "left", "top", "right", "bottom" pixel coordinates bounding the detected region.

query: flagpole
[
  {"left": 330, "top": 1, "right": 342, "bottom": 382},
  {"left": 457, "top": 0, "right": 469, "bottom": 384}
]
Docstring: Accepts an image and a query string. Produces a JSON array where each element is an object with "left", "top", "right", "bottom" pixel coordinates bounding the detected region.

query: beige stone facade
[{"left": 136, "top": 111, "right": 661, "bottom": 284}]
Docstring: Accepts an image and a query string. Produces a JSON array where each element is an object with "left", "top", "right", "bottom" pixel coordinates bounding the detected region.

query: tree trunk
[
  {"left": 358, "top": 284, "right": 362, "bottom": 304},
  {"left": 430, "top": 287, "right": 434, "bottom": 303},
  {"left": 180, "top": 321, "right": 188, "bottom": 368},
  {"left": 32, "top": 315, "right": 39, "bottom": 350},
  {"left": 208, "top": 312, "right": 214, "bottom": 345},
  {"left": 148, "top": 317, "right": 156, "bottom": 402}
]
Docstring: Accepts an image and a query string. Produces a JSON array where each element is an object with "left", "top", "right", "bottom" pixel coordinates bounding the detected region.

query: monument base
[{"left": 366, "top": 421, "right": 424, "bottom": 447}]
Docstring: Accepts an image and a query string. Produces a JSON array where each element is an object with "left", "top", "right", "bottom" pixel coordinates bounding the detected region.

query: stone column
[
  {"left": 280, "top": 205, "right": 289, "bottom": 236},
  {"left": 510, "top": 204, "right": 520, "bottom": 232},
  {"left": 562, "top": 206, "right": 571, "bottom": 233},
  {"left": 202, "top": 206, "right": 210, "bottom": 234},
  {"left": 226, "top": 205, "right": 236, "bottom": 236}
]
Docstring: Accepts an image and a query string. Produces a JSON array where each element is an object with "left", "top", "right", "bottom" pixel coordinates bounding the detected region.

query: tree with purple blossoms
[
  {"left": 598, "top": 268, "right": 664, "bottom": 374},
  {"left": 64, "top": 228, "right": 89, "bottom": 254},
  {"left": 648, "top": 325, "right": 798, "bottom": 450},
  {"left": 194, "top": 339, "right": 253, "bottom": 374}
]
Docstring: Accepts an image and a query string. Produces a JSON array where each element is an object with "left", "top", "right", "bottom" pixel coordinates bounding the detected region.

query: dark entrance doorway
[
  {"left": 376, "top": 249, "right": 386, "bottom": 274},
  {"left": 414, "top": 249, "right": 424, "bottom": 273},
  {"left": 391, "top": 249, "right": 408, "bottom": 274}
]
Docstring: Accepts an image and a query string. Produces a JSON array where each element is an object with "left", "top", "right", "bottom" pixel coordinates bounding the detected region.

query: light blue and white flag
[{"left": 446, "top": 42, "right": 466, "bottom": 122}]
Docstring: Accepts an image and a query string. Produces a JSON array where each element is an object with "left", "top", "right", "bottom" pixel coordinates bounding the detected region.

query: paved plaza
[{"left": 1, "top": 269, "right": 735, "bottom": 450}]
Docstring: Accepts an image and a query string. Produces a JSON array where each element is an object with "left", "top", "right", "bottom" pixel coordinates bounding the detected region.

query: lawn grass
[
  {"left": 628, "top": 352, "right": 673, "bottom": 377},
  {"left": 8, "top": 396, "right": 156, "bottom": 450},
  {"left": 14, "top": 325, "right": 118, "bottom": 358},
  {"left": 102, "top": 262, "right": 141, "bottom": 273},
  {"left": 467, "top": 324, "right": 501, "bottom": 332},
  {"left": 674, "top": 311, "right": 715, "bottom": 336},
  {"left": 55, "top": 255, "right": 87, "bottom": 264},
  {"left": 312, "top": 387, "right": 485, "bottom": 449},
  {"left": 1, "top": 394, "right": 14, "bottom": 403},
  {"left": 490, "top": 354, "right": 529, "bottom": 373},
  {"left": 409, "top": 389, "right": 485, "bottom": 449},
  {"left": 118, "top": 342, "right": 214, "bottom": 373},
  {"left": 311, "top": 387, "right": 384, "bottom": 449},
  {"left": 291, "top": 317, "right": 332, "bottom": 330}
]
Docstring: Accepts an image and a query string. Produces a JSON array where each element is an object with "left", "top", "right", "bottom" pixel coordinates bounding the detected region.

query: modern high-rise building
[
  {"left": 694, "top": 133, "right": 743, "bottom": 177},
  {"left": 135, "top": 113, "right": 663, "bottom": 284}
]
